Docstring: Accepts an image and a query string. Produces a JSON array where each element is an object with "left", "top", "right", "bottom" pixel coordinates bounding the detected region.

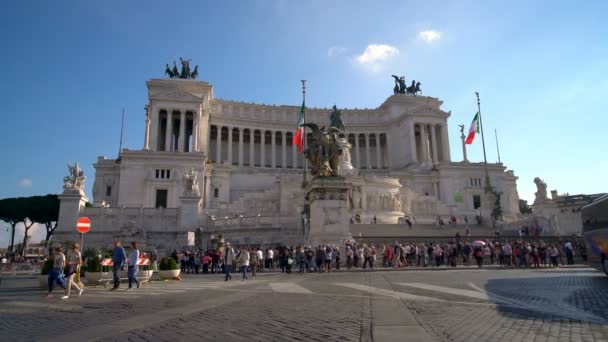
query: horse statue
[
  {"left": 172, "top": 61, "right": 179, "bottom": 78},
  {"left": 165, "top": 64, "right": 175, "bottom": 78},
  {"left": 415, "top": 82, "right": 422, "bottom": 95},
  {"left": 179, "top": 57, "right": 192, "bottom": 79},
  {"left": 391, "top": 75, "right": 406, "bottom": 94},
  {"left": 190, "top": 65, "right": 199, "bottom": 79},
  {"left": 302, "top": 123, "right": 342, "bottom": 177}
]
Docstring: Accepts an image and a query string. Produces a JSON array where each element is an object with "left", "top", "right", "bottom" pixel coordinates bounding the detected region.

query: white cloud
[
  {"left": 327, "top": 46, "right": 347, "bottom": 57},
  {"left": 18, "top": 178, "right": 32, "bottom": 188},
  {"left": 354, "top": 44, "right": 400, "bottom": 72},
  {"left": 419, "top": 30, "right": 442, "bottom": 43}
]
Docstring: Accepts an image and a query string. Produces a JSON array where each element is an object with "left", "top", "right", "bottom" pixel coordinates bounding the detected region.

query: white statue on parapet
[
  {"left": 63, "top": 162, "right": 85, "bottom": 193},
  {"left": 533, "top": 177, "right": 549, "bottom": 204},
  {"left": 183, "top": 168, "right": 200, "bottom": 196}
]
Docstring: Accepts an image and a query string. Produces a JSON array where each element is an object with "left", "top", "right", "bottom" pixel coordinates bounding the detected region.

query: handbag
[{"left": 64, "top": 264, "right": 77, "bottom": 276}]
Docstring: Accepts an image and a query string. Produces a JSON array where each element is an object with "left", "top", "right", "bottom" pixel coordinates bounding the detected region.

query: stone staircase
[{"left": 350, "top": 223, "right": 496, "bottom": 238}]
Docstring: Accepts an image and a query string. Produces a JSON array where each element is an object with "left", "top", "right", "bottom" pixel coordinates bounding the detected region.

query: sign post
[{"left": 76, "top": 217, "right": 91, "bottom": 251}]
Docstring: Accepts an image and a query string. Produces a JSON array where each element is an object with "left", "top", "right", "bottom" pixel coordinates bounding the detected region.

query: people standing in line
[
  {"left": 224, "top": 243, "right": 235, "bottom": 281},
  {"left": 127, "top": 242, "right": 140, "bottom": 290},
  {"left": 250, "top": 248, "right": 258, "bottom": 278},
  {"left": 111, "top": 240, "right": 126, "bottom": 290},
  {"left": 265, "top": 248, "right": 274, "bottom": 270},
  {"left": 549, "top": 245, "right": 559, "bottom": 267},
  {"left": 202, "top": 253, "right": 211, "bottom": 274},
  {"left": 237, "top": 247, "right": 250, "bottom": 280},
  {"left": 45, "top": 247, "right": 67, "bottom": 299},
  {"left": 62, "top": 243, "right": 84, "bottom": 299},
  {"left": 256, "top": 248, "right": 263, "bottom": 273}
]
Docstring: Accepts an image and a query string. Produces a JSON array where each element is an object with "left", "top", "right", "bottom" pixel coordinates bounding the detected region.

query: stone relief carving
[
  {"left": 365, "top": 192, "right": 402, "bottom": 211},
  {"left": 183, "top": 168, "right": 200, "bottom": 196},
  {"left": 63, "top": 162, "right": 85, "bottom": 193}
]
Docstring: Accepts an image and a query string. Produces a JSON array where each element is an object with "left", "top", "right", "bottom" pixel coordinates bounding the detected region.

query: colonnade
[
  {"left": 150, "top": 110, "right": 200, "bottom": 152},
  {"left": 208, "top": 125, "right": 390, "bottom": 169},
  {"left": 411, "top": 122, "right": 450, "bottom": 164}
]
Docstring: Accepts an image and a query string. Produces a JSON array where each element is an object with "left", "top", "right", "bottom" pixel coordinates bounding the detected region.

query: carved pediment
[{"left": 152, "top": 90, "right": 203, "bottom": 102}]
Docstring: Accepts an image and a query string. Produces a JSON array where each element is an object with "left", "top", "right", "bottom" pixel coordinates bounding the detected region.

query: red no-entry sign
[{"left": 76, "top": 217, "right": 91, "bottom": 234}]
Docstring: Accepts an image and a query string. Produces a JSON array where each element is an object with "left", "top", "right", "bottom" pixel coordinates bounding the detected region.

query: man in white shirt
[
  {"left": 266, "top": 249, "right": 274, "bottom": 270},
  {"left": 256, "top": 249, "right": 263, "bottom": 272}
]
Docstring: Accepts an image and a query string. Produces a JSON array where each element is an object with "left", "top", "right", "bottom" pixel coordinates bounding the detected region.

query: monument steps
[{"left": 350, "top": 223, "right": 495, "bottom": 238}]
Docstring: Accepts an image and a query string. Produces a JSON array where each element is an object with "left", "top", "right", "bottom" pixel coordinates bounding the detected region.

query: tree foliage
[
  {"left": 0, "top": 194, "right": 60, "bottom": 258},
  {"left": 519, "top": 199, "right": 533, "bottom": 214}
]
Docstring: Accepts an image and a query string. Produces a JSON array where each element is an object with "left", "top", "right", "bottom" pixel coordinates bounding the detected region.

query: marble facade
[{"left": 55, "top": 77, "right": 521, "bottom": 250}]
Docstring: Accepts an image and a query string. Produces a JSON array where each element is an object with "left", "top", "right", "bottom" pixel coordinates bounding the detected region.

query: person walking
[
  {"left": 127, "top": 242, "right": 140, "bottom": 290},
  {"left": 224, "top": 243, "right": 235, "bottom": 281},
  {"left": 111, "top": 240, "right": 126, "bottom": 290},
  {"left": 45, "top": 247, "right": 67, "bottom": 299},
  {"left": 62, "top": 243, "right": 84, "bottom": 299}
]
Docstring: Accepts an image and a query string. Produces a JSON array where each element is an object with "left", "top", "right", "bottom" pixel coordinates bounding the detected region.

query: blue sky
[{"left": 1, "top": 1, "right": 607, "bottom": 246}]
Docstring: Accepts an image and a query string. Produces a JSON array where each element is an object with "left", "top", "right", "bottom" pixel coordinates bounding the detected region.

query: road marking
[
  {"left": 269, "top": 282, "right": 313, "bottom": 294},
  {"left": 398, "top": 283, "right": 496, "bottom": 301},
  {"left": 334, "top": 283, "right": 443, "bottom": 302}
]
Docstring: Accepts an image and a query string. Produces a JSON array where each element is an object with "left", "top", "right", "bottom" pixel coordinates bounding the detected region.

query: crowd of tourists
[{"left": 166, "top": 237, "right": 584, "bottom": 281}]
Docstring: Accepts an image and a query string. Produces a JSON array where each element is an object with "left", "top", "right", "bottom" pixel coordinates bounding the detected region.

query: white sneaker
[
  {"left": 78, "top": 288, "right": 83, "bottom": 296},
  {"left": 61, "top": 296, "right": 69, "bottom": 300}
]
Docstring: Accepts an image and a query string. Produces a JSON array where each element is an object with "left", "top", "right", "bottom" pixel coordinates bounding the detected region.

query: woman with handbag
[{"left": 62, "top": 244, "right": 83, "bottom": 299}]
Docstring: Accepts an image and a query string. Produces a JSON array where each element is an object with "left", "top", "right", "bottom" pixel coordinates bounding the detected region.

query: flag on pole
[
  {"left": 293, "top": 101, "right": 305, "bottom": 153},
  {"left": 465, "top": 112, "right": 480, "bottom": 145}
]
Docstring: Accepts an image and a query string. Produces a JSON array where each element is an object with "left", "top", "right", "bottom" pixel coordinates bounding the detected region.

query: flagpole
[
  {"left": 475, "top": 92, "right": 490, "bottom": 183},
  {"left": 118, "top": 108, "right": 125, "bottom": 156},
  {"left": 494, "top": 128, "right": 501, "bottom": 164},
  {"left": 301, "top": 80, "right": 307, "bottom": 188}
]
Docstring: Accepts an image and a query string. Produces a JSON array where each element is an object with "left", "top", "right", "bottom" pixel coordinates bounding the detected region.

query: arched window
[{"left": 214, "top": 188, "right": 219, "bottom": 198}]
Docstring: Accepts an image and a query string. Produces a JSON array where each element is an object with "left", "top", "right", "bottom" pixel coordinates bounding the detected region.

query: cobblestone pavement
[{"left": 1, "top": 267, "right": 607, "bottom": 341}]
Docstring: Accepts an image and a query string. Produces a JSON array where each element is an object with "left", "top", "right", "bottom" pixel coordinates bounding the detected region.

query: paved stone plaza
[{"left": 1, "top": 268, "right": 607, "bottom": 342}]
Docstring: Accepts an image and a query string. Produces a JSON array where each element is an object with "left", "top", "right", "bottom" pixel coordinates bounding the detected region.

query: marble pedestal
[{"left": 305, "top": 177, "right": 353, "bottom": 246}]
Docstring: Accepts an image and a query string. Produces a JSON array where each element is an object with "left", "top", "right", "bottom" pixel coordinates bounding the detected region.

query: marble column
[
  {"left": 271, "top": 131, "right": 276, "bottom": 168},
  {"left": 430, "top": 124, "right": 439, "bottom": 164},
  {"left": 421, "top": 125, "right": 430, "bottom": 163},
  {"left": 375, "top": 134, "right": 381, "bottom": 169},
  {"left": 193, "top": 111, "right": 199, "bottom": 152},
  {"left": 441, "top": 124, "right": 451, "bottom": 161},
  {"left": 260, "top": 130, "right": 265, "bottom": 167},
  {"left": 292, "top": 138, "right": 297, "bottom": 168},
  {"left": 179, "top": 111, "right": 186, "bottom": 152},
  {"left": 249, "top": 129, "right": 255, "bottom": 166},
  {"left": 144, "top": 105, "right": 151, "bottom": 150},
  {"left": 216, "top": 125, "right": 222, "bottom": 163},
  {"left": 165, "top": 111, "right": 173, "bottom": 152},
  {"left": 355, "top": 133, "right": 361, "bottom": 168},
  {"left": 365, "top": 134, "right": 371, "bottom": 169},
  {"left": 384, "top": 133, "right": 390, "bottom": 169},
  {"left": 460, "top": 127, "right": 469, "bottom": 162},
  {"left": 281, "top": 131, "right": 287, "bottom": 168},
  {"left": 227, "top": 126, "right": 233, "bottom": 165},
  {"left": 238, "top": 127, "right": 243, "bottom": 166},
  {"left": 434, "top": 182, "right": 440, "bottom": 200},
  {"left": 410, "top": 122, "right": 418, "bottom": 163}
]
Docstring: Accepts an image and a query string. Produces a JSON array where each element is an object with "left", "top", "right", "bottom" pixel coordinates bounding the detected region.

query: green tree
[
  {"left": 28, "top": 195, "right": 60, "bottom": 246},
  {"left": 0, "top": 197, "right": 26, "bottom": 259},
  {"left": 519, "top": 199, "right": 533, "bottom": 214}
]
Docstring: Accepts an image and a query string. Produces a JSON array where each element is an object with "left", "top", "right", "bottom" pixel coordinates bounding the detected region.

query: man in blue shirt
[{"left": 111, "top": 240, "right": 126, "bottom": 290}]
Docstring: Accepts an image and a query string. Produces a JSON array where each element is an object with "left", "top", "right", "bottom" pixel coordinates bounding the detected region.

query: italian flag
[
  {"left": 465, "top": 112, "right": 480, "bottom": 145},
  {"left": 293, "top": 100, "right": 305, "bottom": 153}
]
